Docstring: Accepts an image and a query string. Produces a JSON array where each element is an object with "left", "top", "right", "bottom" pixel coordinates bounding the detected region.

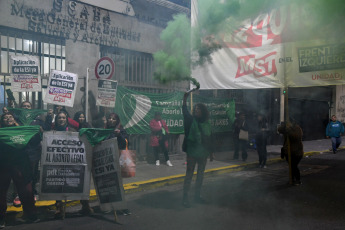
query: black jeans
[
  {"left": 153, "top": 139, "right": 169, "bottom": 161},
  {"left": 183, "top": 156, "right": 207, "bottom": 198},
  {"left": 233, "top": 138, "right": 248, "bottom": 160},
  {"left": 286, "top": 155, "right": 302, "bottom": 181}
]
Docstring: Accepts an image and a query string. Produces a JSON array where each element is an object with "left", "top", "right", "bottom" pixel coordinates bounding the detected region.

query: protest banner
[
  {"left": 39, "top": 131, "right": 92, "bottom": 200},
  {"left": 10, "top": 55, "right": 41, "bottom": 92},
  {"left": 96, "top": 80, "right": 118, "bottom": 108},
  {"left": 115, "top": 86, "right": 235, "bottom": 134},
  {"left": 43, "top": 70, "right": 78, "bottom": 107},
  {"left": 92, "top": 138, "right": 126, "bottom": 211}
]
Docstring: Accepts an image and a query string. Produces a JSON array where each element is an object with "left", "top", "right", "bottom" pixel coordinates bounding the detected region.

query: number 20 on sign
[{"left": 95, "top": 57, "right": 115, "bottom": 80}]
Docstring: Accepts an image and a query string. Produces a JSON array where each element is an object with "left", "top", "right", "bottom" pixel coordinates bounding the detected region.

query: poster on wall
[
  {"left": 10, "top": 55, "right": 41, "bottom": 92},
  {"left": 96, "top": 80, "right": 118, "bottom": 108},
  {"left": 92, "top": 138, "right": 126, "bottom": 211},
  {"left": 285, "top": 41, "right": 345, "bottom": 87},
  {"left": 39, "top": 131, "right": 92, "bottom": 200},
  {"left": 43, "top": 70, "right": 78, "bottom": 107}
]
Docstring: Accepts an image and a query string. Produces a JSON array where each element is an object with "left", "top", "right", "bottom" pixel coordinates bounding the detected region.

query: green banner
[
  {"left": 114, "top": 86, "right": 235, "bottom": 135},
  {"left": 0, "top": 125, "right": 41, "bottom": 150},
  {"left": 9, "top": 108, "right": 47, "bottom": 126}
]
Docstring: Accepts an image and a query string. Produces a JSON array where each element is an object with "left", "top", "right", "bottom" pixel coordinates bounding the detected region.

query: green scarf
[
  {"left": 79, "top": 128, "right": 115, "bottom": 146},
  {"left": 9, "top": 108, "right": 47, "bottom": 126},
  {"left": 0, "top": 125, "right": 41, "bottom": 150}
]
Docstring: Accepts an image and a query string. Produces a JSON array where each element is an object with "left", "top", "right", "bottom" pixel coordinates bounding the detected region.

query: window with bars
[
  {"left": 100, "top": 45, "right": 187, "bottom": 94},
  {"left": 0, "top": 27, "right": 66, "bottom": 108},
  {"left": 100, "top": 45, "right": 154, "bottom": 84}
]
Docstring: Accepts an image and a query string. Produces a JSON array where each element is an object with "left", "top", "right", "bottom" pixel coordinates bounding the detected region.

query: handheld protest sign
[
  {"left": 43, "top": 70, "right": 78, "bottom": 107},
  {"left": 92, "top": 138, "right": 127, "bottom": 212},
  {"left": 39, "top": 131, "right": 92, "bottom": 201},
  {"left": 10, "top": 55, "right": 41, "bottom": 92},
  {"left": 96, "top": 80, "right": 118, "bottom": 108}
]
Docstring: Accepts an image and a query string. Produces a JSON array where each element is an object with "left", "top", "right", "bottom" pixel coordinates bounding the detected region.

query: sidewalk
[{"left": 7, "top": 138, "right": 337, "bottom": 211}]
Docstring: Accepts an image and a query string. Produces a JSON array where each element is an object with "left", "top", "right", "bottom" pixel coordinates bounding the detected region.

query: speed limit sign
[{"left": 95, "top": 57, "right": 115, "bottom": 79}]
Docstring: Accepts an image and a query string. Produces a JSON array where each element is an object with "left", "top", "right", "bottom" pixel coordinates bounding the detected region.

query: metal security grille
[
  {"left": 100, "top": 45, "right": 187, "bottom": 94},
  {"left": 0, "top": 26, "right": 66, "bottom": 109}
]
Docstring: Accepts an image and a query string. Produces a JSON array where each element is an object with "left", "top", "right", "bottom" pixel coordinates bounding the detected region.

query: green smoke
[
  {"left": 154, "top": 0, "right": 345, "bottom": 85},
  {"left": 154, "top": 0, "right": 240, "bottom": 85},
  {"left": 153, "top": 14, "right": 191, "bottom": 84}
]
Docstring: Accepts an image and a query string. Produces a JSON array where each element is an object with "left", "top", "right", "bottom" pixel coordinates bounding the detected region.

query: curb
[{"left": 7, "top": 149, "right": 332, "bottom": 212}]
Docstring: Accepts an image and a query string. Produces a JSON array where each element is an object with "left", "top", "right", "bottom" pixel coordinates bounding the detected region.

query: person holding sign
[
  {"left": 46, "top": 105, "right": 79, "bottom": 131},
  {"left": 52, "top": 110, "right": 94, "bottom": 217},
  {"left": 104, "top": 113, "right": 129, "bottom": 150},
  {"left": 73, "top": 111, "right": 91, "bottom": 129},
  {"left": 73, "top": 111, "right": 94, "bottom": 215},
  {"left": 104, "top": 113, "right": 131, "bottom": 216},
  {"left": 0, "top": 113, "right": 39, "bottom": 227},
  {"left": 150, "top": 111, "right": 173, "bottom": 166}
]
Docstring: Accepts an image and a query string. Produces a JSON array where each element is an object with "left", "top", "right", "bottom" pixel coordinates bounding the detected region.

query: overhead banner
[
  {"left": 96, "top": 80, "right": 118, "bottom": 108},
  {"left": 43, "top": 70, "right": 78, "bottom": 107},
  {"left": 192, "top": 44, "right": 286, "bottom": 89},
  {"left": 192, "top": 2, "right": 345, "bottom": 89},
  {"left": 92, "top": 138, "right": 126, "bottom": 211},
  {"left": 10, "top": 55, "right": 41, "bottom": 92},
  {"left": 114, "top": 86, "right": 235, "bottom": 135},
  {"left": 39, "top": 131, "right": 92, "bottom": 201}
]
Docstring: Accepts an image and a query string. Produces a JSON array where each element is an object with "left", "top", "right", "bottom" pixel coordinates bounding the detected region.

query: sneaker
[
  {"left": 0, "top": 218, "right": 5, "bottom": 229},
  {"left": 294, "top": 181, "right": 302, "bottom": 186},
  {"left": 13, "top": 196, "right": 21, "bottom": 207},
  {"left": 166, "top": 160, "right": 173, "bottom": 167},
  {"left": 122, "top": 209, "right": 131, "bottom": 216},
  {"left": 155, "top": 160, "right": 160, "bottom": 166},
  {"left": 333, "top": 150, "right": 337, "bottom": 154},
  {"left": 263, "top": 165, "right": 267, "bottom": 169}
]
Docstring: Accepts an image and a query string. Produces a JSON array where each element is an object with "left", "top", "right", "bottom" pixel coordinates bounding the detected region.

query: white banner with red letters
[{"left": 192, "top": 2, "right": 345, "bottom": 89}]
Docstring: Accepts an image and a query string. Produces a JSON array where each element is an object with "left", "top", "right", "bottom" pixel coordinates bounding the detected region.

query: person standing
[
  {"left": 255, "top": 113, "right": 269, "bottom": 168},
  {"left": 232, "top": 112, "right": 248, "bottom": 161},
  {"left": 73, "top": 111, "right": 91, "bottom": 129},
  {"left": 182, "top": 92, "right": 214, "bottom": 208},
  {"left": 278, "top": 119, "right": 304, "bottom": 185},
  {"left": 150, "top": 112, "right": 173, "bottom": 166},
  {"left": 0, "top": 113, "right": 39, "bottom": 227},
  {"left": 104, "top": 112, "right": 131, "bottom": 216},
  {"left": 326, "top": 115, "right": 344, "bottom": 154}
]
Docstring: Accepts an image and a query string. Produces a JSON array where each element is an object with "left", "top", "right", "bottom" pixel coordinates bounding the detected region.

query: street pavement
[
  {"left": 7, "top": 138, "right": 337, "bottom": 212},
  {"left": 5, "top": 138, "right": 345, "bottom": 230}
]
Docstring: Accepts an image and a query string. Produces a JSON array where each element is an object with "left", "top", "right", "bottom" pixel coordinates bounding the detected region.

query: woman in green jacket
[{"left": 182, "top": 92, "right": 214, "bottom": 208}]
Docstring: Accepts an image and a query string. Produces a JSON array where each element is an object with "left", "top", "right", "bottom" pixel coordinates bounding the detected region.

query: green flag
[
  {"left": 9, "top": 108, "right": 47, "bottom": 126},
  {"left": 79, "top": 128, "right": 115, "bottom": 146},
  {"left": 0, "top": 126, "right": 41, "bottom": 150},
  {"left": 114, "top": 86, "right": 235, "bottom": 134}
]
